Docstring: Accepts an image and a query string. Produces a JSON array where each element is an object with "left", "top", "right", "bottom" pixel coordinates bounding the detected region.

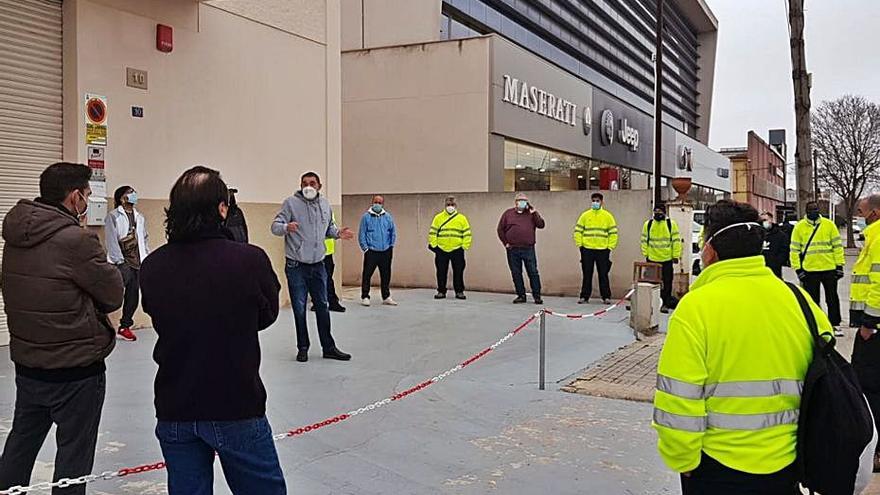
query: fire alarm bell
[{"left": 157, "top": 24, "right": 173, "bottom": 53}]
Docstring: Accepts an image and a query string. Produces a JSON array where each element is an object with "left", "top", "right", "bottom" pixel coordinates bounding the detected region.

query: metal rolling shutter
[{"left": 0, "top": 0, "right": 63, "bottom": 345}]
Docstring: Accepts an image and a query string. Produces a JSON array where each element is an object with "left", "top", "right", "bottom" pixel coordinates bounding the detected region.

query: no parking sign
[{"left": 85, "top": 94, "right": 108, "bottom": 146}]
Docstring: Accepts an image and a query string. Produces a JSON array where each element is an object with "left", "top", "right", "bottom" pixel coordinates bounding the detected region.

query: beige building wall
[
  {"left": 62, "top": 0, "right": 342, "bottom": 327},
  {"left": 341, "top": 190, "right": 654, "bottom": 298},
  {"left": 342, "top": 37, "right": 491, "bottom": 195},
  {"left": 341, "top": 0, "right": 441, "bottom": 51}
]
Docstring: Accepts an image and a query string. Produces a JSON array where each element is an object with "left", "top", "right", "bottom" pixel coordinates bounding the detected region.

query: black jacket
[
  {"left": 141, "top": 229, "right": 280, "bottom": 421},
  {"left": 225, "top": 204, "right": 248, "bottom": 243},
  {"left": 763, "top": 224, "right": 790, "bottom": 270}
]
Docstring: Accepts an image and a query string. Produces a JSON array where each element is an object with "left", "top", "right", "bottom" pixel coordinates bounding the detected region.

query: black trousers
[
  {"left": 648, "top": 259, "right": 675, "bottom": 308},
  {"left": 117, "top": 264, "right": 140, "bottom": 329},
  {"left": 324, "top": 254, "right": 340, "bottom": 306},
  {"left": 853, "top": 332, "right": 880, "bottom": 453},
  {"left": 680, "top": 453, "right": 799, "bottom": 495},
  {"left": 580, "top": 248, "right": 612, "bottom": 300},
  {"left": 362, "top": 248, "right": 393, "bottom": 300},
  {"left": 802, "top": 270, "right": 842, "bottom": 326},
  {"left": 0, "top": 373, "right": 106, "bottom": 495},
  {"left": 435, "top": 248, "right": 466, "bottom": 294}
]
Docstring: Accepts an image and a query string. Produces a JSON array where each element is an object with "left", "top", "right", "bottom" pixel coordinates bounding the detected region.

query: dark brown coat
[{"left": 1, "top": 199, "right": 123, "bottom": 369}]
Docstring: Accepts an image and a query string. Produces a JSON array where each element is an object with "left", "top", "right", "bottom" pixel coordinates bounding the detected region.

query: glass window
[{"left": 503, "top": 139, "right": 650, "bottom": 192}]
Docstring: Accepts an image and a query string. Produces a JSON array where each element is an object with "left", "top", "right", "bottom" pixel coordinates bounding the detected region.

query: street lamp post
[{"left": 653, "top": 0, "right": 664, "bottom": 209}]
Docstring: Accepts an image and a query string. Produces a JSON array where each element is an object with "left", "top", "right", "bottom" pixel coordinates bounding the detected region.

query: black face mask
[
  {"left": 806, "top": 212, "right": 820, "bottom": 221},
  {"left": 654, "top": 213, "right": 665, "bottom": 221}
]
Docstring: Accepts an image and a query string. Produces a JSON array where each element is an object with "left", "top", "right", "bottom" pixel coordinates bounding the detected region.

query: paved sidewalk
[
  {"left": 0, "top": 289, "right": 678, "bottom": 495},
  {"left": 562, "top": 335, "right": 663, "bottom": 403}
]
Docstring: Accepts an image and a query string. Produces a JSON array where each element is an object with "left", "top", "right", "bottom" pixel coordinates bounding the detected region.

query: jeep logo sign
[{"left": 618, "top": 119, "right": 639, "bottom": 152}]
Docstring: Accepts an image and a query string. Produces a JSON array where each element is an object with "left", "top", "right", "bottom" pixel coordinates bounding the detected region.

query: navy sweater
[{"left": 140, "top": 230, "right": 280, "bottom": 421}]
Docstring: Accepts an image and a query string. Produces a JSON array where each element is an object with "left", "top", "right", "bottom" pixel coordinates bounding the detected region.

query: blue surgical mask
[
  {"left": 856, "top": 217, "right": 868, "bottom": 230},
  {"left": 126, "top": 192, "right": 139, "bottom": 205},
  {"left": 807, "top": 212, "right": 820, "bottom": 221},
  {"left": 516, "top": 200, "right": 528, "bottom": 210},
  {"left": 591, "top": 201, "right": 601, "bottom": 210},
  {"left": 371, "top": 203, "right": 384, "bottom": 214}
]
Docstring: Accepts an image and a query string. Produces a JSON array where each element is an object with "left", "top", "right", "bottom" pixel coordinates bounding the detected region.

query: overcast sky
[{"left": 705, "top": 0, "right": 880, "bottom": 163}]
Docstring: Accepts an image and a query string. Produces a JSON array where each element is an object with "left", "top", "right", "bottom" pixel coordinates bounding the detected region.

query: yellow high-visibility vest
[
  {"left": 573, "top": 209, "right": 618, "bottom": 250},
  {"left": 789, "top": 217, "right": 844, "bottom": 271},
  {"left": 852, "top": 221, "right": 880, "bottom": 320},
  {"left": 428, "top": 211, "right": 472, "bottom": 252},
  {"left": 654, "top": 255, "right": 833, "bottom": 474},
  {"left": 641, "top": 218, "right": 682, "bottom": 262}
]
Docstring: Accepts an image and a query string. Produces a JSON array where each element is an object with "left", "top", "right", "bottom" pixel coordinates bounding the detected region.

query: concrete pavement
[{"left": 0, "top": 289, "right": 679, "bottom": 495}]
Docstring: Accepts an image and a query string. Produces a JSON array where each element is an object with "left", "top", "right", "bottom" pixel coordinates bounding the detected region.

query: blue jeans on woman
[{"left": 155, "top": 416, "right": 286, "bottom": 495}]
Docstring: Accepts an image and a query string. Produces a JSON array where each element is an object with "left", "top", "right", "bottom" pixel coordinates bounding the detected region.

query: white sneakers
[
  {"left": 361, "top": 297, "right": 398, "bottom": 306},
  {"left": 834, "top": 327, "right": 845, "bottom": 337}
]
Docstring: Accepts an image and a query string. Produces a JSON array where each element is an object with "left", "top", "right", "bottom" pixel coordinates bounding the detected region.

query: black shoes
[
  {"left": 513, "top": 295, "right": 527, "bottom": 304},
  {"left": 534, "top": 297, "right": 544, "bottom": 305},
  {"left": 296, "top": 350, "right": 308, "bottom": 362},
  {"left": 311, "top": 303, "right": 347, "bottom": 313},
  {"left": 455, "top": 292, "right": 467, "bottom": 300},
  {"left": 434, "top": 292, "right": 446, "bottom": 299},
  {"left": 323, "top": 347, "right": 352, "bottom": 361}
]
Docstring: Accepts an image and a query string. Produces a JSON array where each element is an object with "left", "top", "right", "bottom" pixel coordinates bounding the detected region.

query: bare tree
[{"left": 813, "top": 95, "right": 880, "bottom": 248}]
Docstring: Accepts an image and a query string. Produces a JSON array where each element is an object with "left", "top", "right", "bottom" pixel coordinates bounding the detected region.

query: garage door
[{"left": 0, "top": 0, "right": 63, "bottom": 345}]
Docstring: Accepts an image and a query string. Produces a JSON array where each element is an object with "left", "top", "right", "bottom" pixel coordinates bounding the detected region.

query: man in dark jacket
[
  {"left": 0, "top": 163, "right": 124, "bottom": 495},
  {"left": 497, "top": 192, "right": 545, "bottom": 304},
  {"left": 224, "top": 187, "right": 249, "bottom": 243},
  {"left": 141, "top": 166, "right": 286, "bottom": 494},
  {"left": 761, "top": 211, "right": 789, "bottom": 278}
]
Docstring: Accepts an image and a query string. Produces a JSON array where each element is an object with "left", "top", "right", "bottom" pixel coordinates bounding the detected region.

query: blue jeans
[
  {"left": 506, "top": 247, "right": 541, "bottom": 297},
  {"left": 155, "top": 416, "right": 285, "bottom": 495},
  {"left": 285, "top": 259, "right": 336, "bottom": 351}
]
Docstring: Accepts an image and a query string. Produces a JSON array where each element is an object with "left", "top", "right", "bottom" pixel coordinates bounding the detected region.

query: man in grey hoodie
[{"left": 272, "top": 172, "right": 354, "bottom": 363}]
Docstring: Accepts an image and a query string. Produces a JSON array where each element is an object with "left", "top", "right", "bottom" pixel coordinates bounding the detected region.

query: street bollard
[{"left": 539, "top": 310, "right": 546, "bottom": 390}]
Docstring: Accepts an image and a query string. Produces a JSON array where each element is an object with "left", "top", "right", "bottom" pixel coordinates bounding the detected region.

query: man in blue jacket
[{"left": 359, "top": 195, "right": 398, "bottom": 307}]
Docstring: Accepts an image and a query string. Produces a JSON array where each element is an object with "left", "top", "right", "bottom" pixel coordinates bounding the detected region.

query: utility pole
[
  {"left": 812, "top": 149, "right": 819, "bottom": 203},
  {"left": 652, "top": 0, "right": 664, "bottom": 209},
  {"left": 787, "top": 0, "right": 814, "bottom": 216}
]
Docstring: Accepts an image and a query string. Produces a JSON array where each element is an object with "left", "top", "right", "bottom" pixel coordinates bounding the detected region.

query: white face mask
[
  {"left": 762, "top": 221, "right": 772, "bottom": 230},
  {"left": 699, "top": 221, "right": 763, "bottom": 268},
  {"left": 75, "top": 191, "right": 89, "bottom": 219},
  {"left": 446, "top": 206, "right": 456, "bottom": 214},
  {"left": 301, "top": 186, "right": 318, "bottom": 200}
]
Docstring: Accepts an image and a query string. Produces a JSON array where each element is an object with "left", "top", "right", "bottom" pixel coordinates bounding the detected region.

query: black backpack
[{"left": 787, "top": 282, "right": 875, "bottom": 495}]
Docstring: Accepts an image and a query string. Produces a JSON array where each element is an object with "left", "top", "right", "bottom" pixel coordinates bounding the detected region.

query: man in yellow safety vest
[
  {"left": 790, "top": 200, "right": 845, "bottom": 336},
  {"left": 851, "top": 193, "right": 880, "bottom": 470},
  {"left": 428, "top": 196, "right": 472, "bottom": 300},
  {"left": 574, "top": 192, "right": 618, "bottom": 304},
  {"left": 641, "top": 204, "right": 682, "bottom": 313},
  {"left": 653, "top": 199, "right": 833, "bottom": 494}
]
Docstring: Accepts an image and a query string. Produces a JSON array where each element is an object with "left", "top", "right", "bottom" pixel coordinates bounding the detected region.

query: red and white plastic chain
[
  {"left": 542, "top": 288, "right": 635, "bottom": 320},
  {"left": 0, "top": 313, "right": 542, "bottom": 494}
]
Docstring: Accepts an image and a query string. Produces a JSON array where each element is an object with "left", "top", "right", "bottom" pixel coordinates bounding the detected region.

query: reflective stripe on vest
[
  {"left": 657, "top": 375, "right": 803, "bottom": 400},
  {"left": 873, "top": 263, "right": 880, "bottom": 272},
  {"left": 854, "top": 275, "right": 872, "bottom": 284},
  {"left": 653, "top": 408, "right": 799, "bottom": 432},
  {"left": 852, "top": 301, "right": 867, "bottom": 311}
]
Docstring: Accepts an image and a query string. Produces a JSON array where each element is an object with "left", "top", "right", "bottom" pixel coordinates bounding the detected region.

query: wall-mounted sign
[
  {"left": 599, "top": 110, "right": 614, "bottom": 145},
  {"left": 582, "top": 106, "right": 592, "bottom": 136},
  {"left": 502, "top": 75, "right": 577, "bottom": 126},
  {"left": 131, "top": 106, "right": 144, "bottom": 118},
  {"left": 84, "top": 94, "right": 108, "bottom": 146},
  {"left": 618, "top": 118, "right": 639, "bottom": 152},
  {"left": 126, "top": 68, "right": 148, "bottom": 90},
  {"left": 678, "top": 145, "right": 694, "bottom": 171},
  {"left": 87, "top": 146, "right": 105, "bottom": 180}
]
